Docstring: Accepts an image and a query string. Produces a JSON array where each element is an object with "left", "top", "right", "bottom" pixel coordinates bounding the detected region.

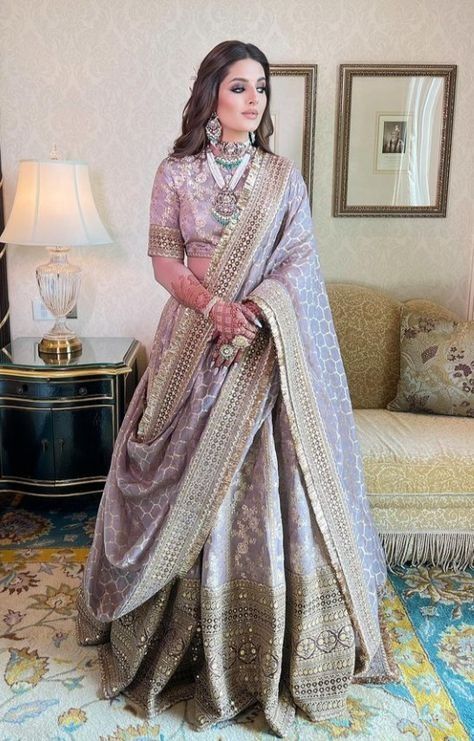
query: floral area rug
[{"left": 0, "top": 493, "right": 472, "bottom": 740}]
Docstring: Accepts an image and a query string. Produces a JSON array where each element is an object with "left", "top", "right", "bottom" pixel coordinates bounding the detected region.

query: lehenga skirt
[{"left": 76, "top": 360, "right": 396, "bottom": 738}]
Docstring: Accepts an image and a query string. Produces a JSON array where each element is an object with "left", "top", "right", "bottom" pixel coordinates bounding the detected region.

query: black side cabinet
[{"left": 0, "top": 337, "right": 140, "bottom": 496}]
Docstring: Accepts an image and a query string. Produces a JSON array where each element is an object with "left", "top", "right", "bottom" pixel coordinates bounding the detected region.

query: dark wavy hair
[{"left": 171, "top": 40, "right": 274, "bottom": 157}]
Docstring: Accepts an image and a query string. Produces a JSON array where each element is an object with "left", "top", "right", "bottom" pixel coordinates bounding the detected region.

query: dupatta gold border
[
  {"left": 119, "top": 329, "right": 277, "bottom": 616},
  {"left": 248, "top": 278, "right": 383, "bottom": 669},
  {"left": 137, "top": 149, "right": 292, "bottom": 442}
]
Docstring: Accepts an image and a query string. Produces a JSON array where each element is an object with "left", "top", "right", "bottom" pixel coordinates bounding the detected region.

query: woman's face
[{"left": 216, "top": 58, "right": 267, "bottom": 143}]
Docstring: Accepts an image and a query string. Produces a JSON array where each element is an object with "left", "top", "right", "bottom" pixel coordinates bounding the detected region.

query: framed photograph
[
  {"left": 269, "top": 64, "right": 317, "bottom": 207},
  {"left": 333, "top": 64, "right": 457, "bottom": 217}
]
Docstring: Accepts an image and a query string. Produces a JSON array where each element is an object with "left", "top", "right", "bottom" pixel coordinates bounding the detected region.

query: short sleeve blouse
[
  {"left": 148, "top": 158, "right": 185, "bottom": 261},
  {"left": 147, "top": 150, "right": 255, "bottom": 262}
]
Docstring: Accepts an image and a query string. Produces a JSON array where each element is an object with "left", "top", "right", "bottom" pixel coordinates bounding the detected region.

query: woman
[{"left": 76, "top": 40, "right": 398, "bottom": 737}]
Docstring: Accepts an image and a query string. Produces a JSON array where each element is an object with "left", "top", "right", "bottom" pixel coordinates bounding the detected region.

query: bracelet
[{"left": 202, "top": 295, "right": 221, "bottom": 318}]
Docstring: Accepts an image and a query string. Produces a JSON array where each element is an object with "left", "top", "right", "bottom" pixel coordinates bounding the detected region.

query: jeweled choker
[
  {"left": 214, "top": 140, "right": 253, "bottom": 158},
  {"left": 211, "top": 139, "right": 253, "bottom": 169}
]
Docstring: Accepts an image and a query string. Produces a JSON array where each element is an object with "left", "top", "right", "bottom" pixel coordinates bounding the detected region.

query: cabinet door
[
  {"left": 0, "top": 407, "right": 55, "bottom": 480},
  {"left": 52, "top": 405, "right": 114, "bottom": 480}
]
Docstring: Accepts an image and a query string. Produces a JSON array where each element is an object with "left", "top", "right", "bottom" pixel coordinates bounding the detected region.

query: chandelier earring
[
  {"left": 249, "top": 130, "right": 256, "bottom": 145},
  {"left": 205, "top": 111, "right": 222, "bottom": 146}
]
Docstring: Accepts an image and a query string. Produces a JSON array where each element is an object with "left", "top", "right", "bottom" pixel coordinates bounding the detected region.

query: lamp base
[
  {"left": 36, "top": 246, "right": 82, "bottom": 358},
  {"left": 38, "top": 335, "right": 82, "bottom": 356}
]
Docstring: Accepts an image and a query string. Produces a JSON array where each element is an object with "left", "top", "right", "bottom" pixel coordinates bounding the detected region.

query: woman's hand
[
  {"left": 209, "top": 300, "right": 263, "bottom": 369},
  {"left": 208, "top": 299, "right": 259, "bottom": 343},
  {"left": 241, "top": 299, "right": 264, "bottom": 323}
]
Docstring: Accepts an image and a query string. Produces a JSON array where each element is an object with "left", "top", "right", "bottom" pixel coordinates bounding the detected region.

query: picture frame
[
  {"left": 269, "top": 64, "right": 317, "bottom": 207},
  {"left": 333, "top": 64, "right": 457, "bottom": 217}
]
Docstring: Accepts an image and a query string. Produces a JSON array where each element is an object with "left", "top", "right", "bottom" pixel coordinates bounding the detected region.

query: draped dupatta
[{"left": 78, "top": 149, "right": 396, "bottom": 697}]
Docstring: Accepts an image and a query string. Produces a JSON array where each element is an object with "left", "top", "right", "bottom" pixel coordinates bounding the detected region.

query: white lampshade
[{"left": 0, "top": 159, "right": 112, "bottom": 246}]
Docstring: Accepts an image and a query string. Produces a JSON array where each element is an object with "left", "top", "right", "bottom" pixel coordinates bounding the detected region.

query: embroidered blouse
[{"left": 148, "top": 148, "right": 255, "bottom": 261}]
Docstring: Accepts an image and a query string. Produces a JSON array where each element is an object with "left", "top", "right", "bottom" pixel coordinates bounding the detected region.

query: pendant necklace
[{"left": 206, "top": 148, "right": 251, "bottom": 226}]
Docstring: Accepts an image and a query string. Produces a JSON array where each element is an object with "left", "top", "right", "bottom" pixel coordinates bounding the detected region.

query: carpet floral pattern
[{"left": 0, "top": 494, "right": 472, "bottom": 740}]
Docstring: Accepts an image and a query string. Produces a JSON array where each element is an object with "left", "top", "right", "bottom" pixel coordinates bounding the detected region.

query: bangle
[{"left": 202, "top": 295, "right": 221, "bottom": 318}]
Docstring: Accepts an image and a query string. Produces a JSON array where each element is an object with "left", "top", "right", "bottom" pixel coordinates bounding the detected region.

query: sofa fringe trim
[{"left": 380, "top": 531, "right": 473, "bottom": 571}]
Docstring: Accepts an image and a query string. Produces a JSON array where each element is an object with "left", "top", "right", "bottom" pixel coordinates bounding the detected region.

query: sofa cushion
[
  {"left": 387, "top": 309, "right": 474, "bottom": 417},
  {"left": 354, "top": 408, "right": 474, "bottom": 567},
  {"left": 355, "top": 408, "right": 474, "bottom": 494}
]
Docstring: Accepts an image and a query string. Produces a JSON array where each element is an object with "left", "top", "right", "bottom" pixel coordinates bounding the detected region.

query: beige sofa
[{"left": 326, "top": 282, "right": 473, "bottom": 570}]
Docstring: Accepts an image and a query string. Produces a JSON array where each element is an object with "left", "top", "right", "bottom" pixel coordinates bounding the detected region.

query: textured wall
[{"left": 0, "top": 0, "right": 473, "bottom": 353}]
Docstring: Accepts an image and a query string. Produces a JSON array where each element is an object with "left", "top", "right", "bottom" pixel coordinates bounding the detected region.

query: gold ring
[
  {"left": 219, "top": 343, "right": 237, "bottom": 359},
  {"left": 232, "top": 334, "right": 251, "bottom": 349}
]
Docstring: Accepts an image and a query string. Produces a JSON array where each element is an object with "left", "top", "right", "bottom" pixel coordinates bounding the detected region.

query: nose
[{"left": 248, "top": 88, "right": 259, "bottom": 105}]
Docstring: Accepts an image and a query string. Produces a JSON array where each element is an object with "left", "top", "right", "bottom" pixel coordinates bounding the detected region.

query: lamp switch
[{"left": 32, "top": 299, "right": 77, "bottom": 321}]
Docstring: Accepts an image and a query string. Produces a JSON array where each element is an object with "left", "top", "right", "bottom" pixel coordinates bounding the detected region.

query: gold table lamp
[{"left": 0, "top": 157, "right": 112, "bottom": 356}]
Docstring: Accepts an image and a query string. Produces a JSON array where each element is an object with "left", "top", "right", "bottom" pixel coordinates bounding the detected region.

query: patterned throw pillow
[{"left": 387, "top": 310, "right": 474, "bottom": 417}]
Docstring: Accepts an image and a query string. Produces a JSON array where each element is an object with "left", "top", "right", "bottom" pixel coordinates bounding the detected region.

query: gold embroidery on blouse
[{"left": 148, "top": 224, "right": 185, "bottom": 259}]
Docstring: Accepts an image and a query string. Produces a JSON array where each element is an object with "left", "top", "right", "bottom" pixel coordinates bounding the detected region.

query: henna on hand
[
  {"left": 242, "top": 299, "right": 264, "bottom": 322},
  {"left": 169, "top": 274, "right": 213, "bottom": 312},
  {"left": 209, "top": 300, "right": 258, "bottom": 343},
  {"left": 209, "top": 299, "right": 265, "bottom": 370}
]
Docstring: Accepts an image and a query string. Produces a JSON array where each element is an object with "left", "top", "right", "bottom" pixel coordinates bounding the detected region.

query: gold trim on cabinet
[
  {"left": 0, "top": 474, "right": 107, "bottom": 485},
  {"left": 0, "top": 366, "right": 132, "bottom": 379},
  {"left": 0, "top": 402, "right": 113, "bottom": 412},
  {"left": 0, "top": 376, "right": 114, "bottom": 402},
  {"left": 0, "top": 487, "right": 105, "bottom": 498},
  {"left": 0, "top": 394, "right": 113, "bottom": 404},
  {"left": 0, "top": 339, "right": 140, "bottom": 379}
]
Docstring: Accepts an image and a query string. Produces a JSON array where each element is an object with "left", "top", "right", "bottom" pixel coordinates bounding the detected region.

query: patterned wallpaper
[{"left": 0, "top": 0, "right": 472, "bottom": 353}]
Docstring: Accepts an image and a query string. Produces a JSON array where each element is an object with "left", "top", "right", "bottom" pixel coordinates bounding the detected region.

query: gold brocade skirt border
[{"left": 77, "top": 563, "right": 362, "bottom": 737}]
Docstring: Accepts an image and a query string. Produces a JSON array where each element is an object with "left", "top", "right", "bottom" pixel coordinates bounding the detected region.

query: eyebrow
[{"left": 229, "top": 77, "right": 266, "bottom": 83}]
